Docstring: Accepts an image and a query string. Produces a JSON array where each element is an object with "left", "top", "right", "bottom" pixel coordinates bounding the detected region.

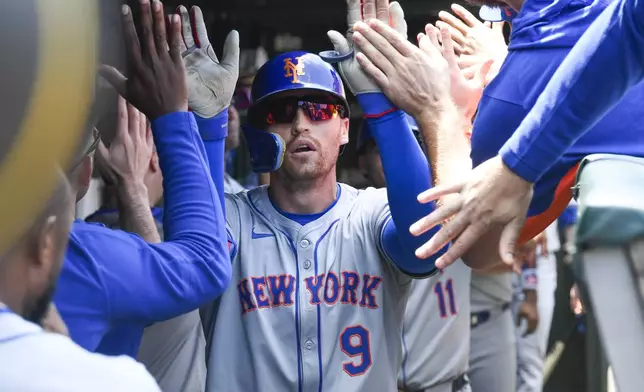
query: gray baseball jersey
[
  {"left": 206, "top": 184, "right": 414, "bottom": 392},
  {"left": 224, "top": 173, "right": 245, "bottom": 194},
  {"left": 398, "top": 260, "right": 471, "bottom": 390},
  {"left": 470, "top": 272, "right": 513, "bottom": 312}
]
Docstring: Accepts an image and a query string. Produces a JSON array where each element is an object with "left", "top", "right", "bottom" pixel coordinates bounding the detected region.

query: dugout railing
[{"left": 573, "top": 154, "right": 644, "bottom": 392}]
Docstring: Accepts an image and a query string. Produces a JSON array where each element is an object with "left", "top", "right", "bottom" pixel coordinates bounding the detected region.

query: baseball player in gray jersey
[
  {"left": 357, "top": 118, "right": 472, "bottom": 392},
  {"left": 469, "top": 270, "right": 517, "bottom": 392},
  {"left": 200, "top": 0, "right": 451, "bottom": 390}
]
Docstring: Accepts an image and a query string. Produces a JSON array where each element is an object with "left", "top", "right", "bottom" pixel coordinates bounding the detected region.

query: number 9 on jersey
[{"left": 340, "top": 325, "right": 372, "bottom": 376}]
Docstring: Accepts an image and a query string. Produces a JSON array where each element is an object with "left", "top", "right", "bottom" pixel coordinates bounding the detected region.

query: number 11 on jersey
[{"left": 434, "top": 279, "right": 457, "bottom": 318}]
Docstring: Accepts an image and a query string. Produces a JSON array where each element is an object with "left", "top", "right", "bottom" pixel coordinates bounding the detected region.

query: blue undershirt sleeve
[
  {"left": 195, "top": 110, "right": 228, "bottom": 213},
  {"left": 500, "top": 0, "right": 644, "bottom": 182},
  {"left": 357, "top": 93, "right": 447, "bottom": 277},
  {"left": 87, "top": 112, "right": 231, "bottom": 324}
]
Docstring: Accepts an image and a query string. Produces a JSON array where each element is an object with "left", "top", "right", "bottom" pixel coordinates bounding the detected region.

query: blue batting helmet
[{"left": 243, "top": 51, "right": 349, "bottom": 173}]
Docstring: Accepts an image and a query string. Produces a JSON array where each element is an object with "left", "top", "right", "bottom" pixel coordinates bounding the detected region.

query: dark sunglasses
[{"left": 262, "top": 96, "right": 347, "bottom": 127}]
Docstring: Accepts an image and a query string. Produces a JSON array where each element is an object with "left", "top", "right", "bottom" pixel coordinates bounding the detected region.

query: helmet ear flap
[{"left": 242, "top": 125, "right": 285, "bottom": 173}]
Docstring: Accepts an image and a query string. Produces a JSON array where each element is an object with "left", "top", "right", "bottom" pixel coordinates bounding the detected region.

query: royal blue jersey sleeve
[
  {"left": 357, "top": 93, "right": 446, "bottom": 277},
  {"left": 60, "top": 112, "right": 231, "bottom": 331},
  {"left": 195, "top": 109, "right": 228, "bottom": 211},
  {"left": 500, "top": 0, "right": 644, "bottom": 182}
]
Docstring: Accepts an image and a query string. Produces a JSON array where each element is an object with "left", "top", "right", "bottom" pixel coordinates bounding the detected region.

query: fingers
[
  {"left": 363, "top": 0, "right": 377, "bottom": 21},
  {"left": 435, "top": 21, "right": 465, "bottom": 53},
  {"left": 434, "top": 221, "right": 481, "bottom": 268},
  {"left": 137, "top": 0, "right": 157, "bottom": 60},
  {"left": 417, "top": 181, "right": 463, "bottom": 204},
  {"left": 178, "top": 6, "right": 196, "bottom": 48},
  {"left": 457, "top": 54, "right": 483, "bottom": 69},
  {"left": 355, "top": 52, "right": 389, "bottom": 89},
  {"left": 190, "top": 6, "right": 211, "bottom": 49},
  {"left": 354, "top": 19, "right": 414, "bottom": 57},
  {"left": 414, "top": 207, "right": 469, "bottom": 258},
  {"left": 127, "top": 102, "right": 141, "bottom": 139},
  {"left": 499, "top": 216, "right": 526, "bottom": 266},
  {"left": 167, "top": 14, "right": 183, "bottom": 62},
  {"left": 120, "top": 5, "right": 144, "bottom": 71},
  {"left": 151, "top": 0, "right": 168, "bottom": 57},
  {"left": 99, "top": 65, "right": 128, "bottom": 98},
  {"left": 474, "top": 59, "right": 494, "bottom": 86},
  {"left": 346, "top": 0, "right": 362, "bottom": 30},
  {"left": 439, "top": 26, "right": 458, "bottom": 69},
  {"left": 426, "top": 24, "right": 441, "bottom": 50},
  {"left": 451, "top": 4, "right": 483, "bottom": 27},
  {"left": 437, "top": 11, "right": 468, "bottom": 37},
  {"left": 116, "top": 95, "right": 129, "bottom": 139},
  {"left": 388, "top": 2, "right": 407, "bottom": 38},
  {"left": 410, "top": 198, "right": 462, "bottom": 237},
  {"left": 352, "top": 30, "right": 396, "bottom": 75},
  {"left": 375, "top": 0, "right": 390, "bottom": 23},
  {"left": 221, "top": 30, "right": 240, "bottom": 71},
  {"left": 328, "top": 30, "right": 352, "bottom": 55}
]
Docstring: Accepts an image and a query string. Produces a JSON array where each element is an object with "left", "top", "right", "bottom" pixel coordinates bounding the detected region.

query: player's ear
[{"left": 339, "top": 117, "right": 350, "bottom": 145}]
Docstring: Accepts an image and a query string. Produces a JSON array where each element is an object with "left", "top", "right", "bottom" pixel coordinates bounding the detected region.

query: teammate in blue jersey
[
  {"left": 54, "top": 1, "right": 232, "bottom": 356},
  {"left": 354, "top": 0, "right": 644, "bottom": 270}
]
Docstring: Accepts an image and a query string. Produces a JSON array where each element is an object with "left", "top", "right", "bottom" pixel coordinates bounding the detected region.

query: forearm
[
  {"left": 358, "top": 93, "right": 446, "bottom": 275},
  {"left": 99, "top": 112, "right": 231, "bottom": 323},
  {"left": 418, "top": 102, "right": 472, "bottom": 189},
  {"left": 501, "top": 0, "right": 644, "bottom": 182},
  {"left": 117, "top": 181, "right": 161, "bottom": 243},
  {"left": 194, "top": 109, "right": 228, "bottom": 212}
]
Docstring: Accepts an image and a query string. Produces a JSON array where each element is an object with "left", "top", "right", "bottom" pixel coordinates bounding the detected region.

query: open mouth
[{"left": 290, "top": 141, "right": 316, "bottom": 154}]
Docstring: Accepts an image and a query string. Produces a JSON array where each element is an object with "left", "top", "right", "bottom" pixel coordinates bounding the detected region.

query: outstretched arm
[
  {"left": 176, "top": 6, "right": 240, "bottom": 209},
  {"left": 328, "top": 0, "right": 447, "bottom": 275},
  {"left": 501, "top": 0, "right": 644, "bottom": 182},
  {"left": 81, "top": 3, "right": 230, "bottom": 324}
]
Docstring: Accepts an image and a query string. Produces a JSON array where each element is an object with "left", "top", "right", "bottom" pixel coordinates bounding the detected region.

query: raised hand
[
  {"left": 326, "top": 0, "right": 399, "bottom": 96},
  {"left": 420, "top": 24, "right": 491, "bottom": 122},
  {"left": 177, "top": 5, "right": 239, "bottom": 118},
  {"left": 95, "top": 95, "right": 154, "bottom": 186},
  {"left": 437, "top": 4, "right": 507, "bottom": 84},
  {"left": 100, "top": 0, "right": 188, "bottom": 120},
  {"left": 352, "top": 8, "right": 452, "bottom": 119}
]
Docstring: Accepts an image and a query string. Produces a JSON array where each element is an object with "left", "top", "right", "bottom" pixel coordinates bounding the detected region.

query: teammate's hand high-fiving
[
  {"left": 326, "top": 0, "right": 405, "bottom": 96},
  {"left": 100, "top": 0, "right": 188, "bottom": 120},
  {"left": 176, "top": 5, "right": 239, "bottom": 118}
]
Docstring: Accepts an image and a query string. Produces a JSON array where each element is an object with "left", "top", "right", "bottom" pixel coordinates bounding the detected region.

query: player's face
[
  {"left": 266, "top": 92, "right": 349, "bottom": 181},
  {"left": 24, "top": 180, "right": 75, "bottom": 324}
]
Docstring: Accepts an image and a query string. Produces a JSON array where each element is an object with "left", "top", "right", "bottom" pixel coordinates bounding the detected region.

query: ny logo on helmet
[{"left": 283, "top": 57, "right": 306, "bottom": 83}]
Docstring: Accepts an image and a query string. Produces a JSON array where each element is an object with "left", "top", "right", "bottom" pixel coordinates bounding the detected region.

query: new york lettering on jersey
[{"left": 207, "top": 184, "right": 411, "bottom": 392}]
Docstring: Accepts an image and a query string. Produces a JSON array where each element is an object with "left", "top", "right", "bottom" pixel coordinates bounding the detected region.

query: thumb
[
  {"left": 499, "top": 216, "right": 526, "bottom": 266},
  {"left": 221, "top": 30, "right": 240, "bottom": 71},
  {"left": 99, "top": 65, "right": 127, "bottom": 99},
  {"left": 492, "top": 21, "right": 505, "bottom": 34},
  {"left": 474, "top": 59, "right": 494, "bottom": 87},
  {"left": 327, "top": 30, "right": 351, "bottom": 55}
]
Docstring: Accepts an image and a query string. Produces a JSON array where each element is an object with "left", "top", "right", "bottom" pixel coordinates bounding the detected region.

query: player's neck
[{"left": 268, "top": 171, "right": 338, "bottom": 215}]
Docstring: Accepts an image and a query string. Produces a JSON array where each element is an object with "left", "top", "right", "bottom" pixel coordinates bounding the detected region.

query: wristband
[{"left": 521, "top": 268, "right": 538, "bottom": 290}]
